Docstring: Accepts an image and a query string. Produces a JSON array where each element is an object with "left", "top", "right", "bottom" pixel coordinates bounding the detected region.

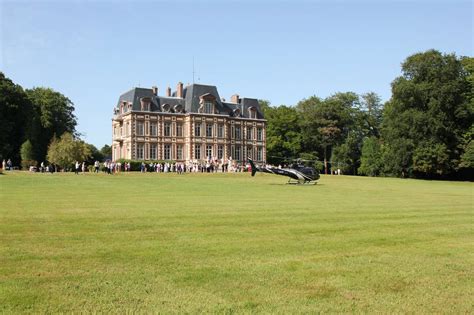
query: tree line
[
  {"left": 261, "top": 50, "right": 473, "bottom": 180},
  {"left": 1, "top": 49, "right": 472, "bottom": 179},
  {"left": 0, "top": 72, "right": 111, "bottom": 170}
]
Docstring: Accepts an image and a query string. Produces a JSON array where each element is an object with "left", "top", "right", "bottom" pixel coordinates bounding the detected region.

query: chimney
[
  {"left": 152, "top": 86, "right": 158, "bottom": 96},
  {"left": 231, "top": 94, "right": 240, "bottom": 103},
  {"left": 176, "top": 82, "right": 183, "bottom": 98},
  {"left": 166, "top": 86, "right": 171, "bottom": 97}
]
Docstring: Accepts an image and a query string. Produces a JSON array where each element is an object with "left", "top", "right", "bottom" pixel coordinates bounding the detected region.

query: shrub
[{"left": 21, "top": 159, "right": 37, "bottom": 171}]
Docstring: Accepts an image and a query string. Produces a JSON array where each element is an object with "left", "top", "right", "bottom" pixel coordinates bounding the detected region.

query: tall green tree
[
  {"left": 358, "top": 137, "right": 383, "bottom": 176},
  {"left": 258, "top": 99, "right": 271, "bottom": 116},
  {"left": 86, "top": 144, "right": 105, "bottom": 164},
  {"left": 47, "top": 132, "right": 90, "bottom": 170},
  {"left": 382, "top": 50, "right": 472, "bottom": 178},
  {"left": 360, "top": 92, "right": 384, "bottom": 137},
  {"left": 100, "top": 144, "right": 112, "bottom": 159},
  {"left": 0, "top": 73, "right": 33, "bottom": 164},
  {"left": 264, "top": 105, "right": 301, "bottom": 164},
  {"left": 297, "top": 93, "right": 359, "bottom": 173},
  {"left": 20, "top": 140, "right": 36, "bottom": 169},
  {"left": 331, "top": 131, "right": 362, "bottom": 174},
  {"left": 27, "top": 87, "right": 77, "bottom": 162}
]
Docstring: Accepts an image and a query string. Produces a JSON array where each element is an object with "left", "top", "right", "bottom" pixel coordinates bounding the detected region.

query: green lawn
[{"left": 0, "top": 171, "right": 472, "bottom": 313}]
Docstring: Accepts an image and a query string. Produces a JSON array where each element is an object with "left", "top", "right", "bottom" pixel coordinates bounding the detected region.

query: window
[
  {"left": 257, "top": 147, "right": 263, "bottom": 161},
  {"left": 177, "top": 145, "right": 183, "bottom": 160},
  {"left": 217, "top": 145, "right": 223, "bottom": 159},
  {"left": 194, "top": 144, "right": 201, "bottom": 160},
  {"left": 176, "top": 124, "right": 183, "bottom": 137},
  {"left": 206, "top": 124, "right": 213, "bottom": 137},
  {"left": 150, "top": 122, "right": 157, "bottom": 136},
  {"left": 120, "top": 126, "right": 123, "bottom": 136},
  {"left": 141, "top": 101, "right": 150, "bottom": 111},
  {"left": 137, "top": 143, "right": 144, "bottom": 160},
  {"left": 204, "top": 101, "right": 214, "bottom": 114},
  {"left": 218, "top": 124, "right": 224, "bottom": 138},
  {"left": 195, "top": 123, "right": 201, "bottom": 137},
  {"left": 206, "top": 145, "right": 213, "bottom": 159},
  {"left": 247, "top": 146, "right": 253, "bottom": 159},
  {"left": 249, "top": 108, "right": 257, "bottom": 119},
  {"left": 150, "top": 144, "right": 157, "bottom": 160},
  {"left": 164, "top": 144, "right": 171, "bottom": 160},
  {"left": 246, "top": 127, "right": 252, "bottom": 140},
  {"left": 257, "top": 128, "right": 263, "bottom": 141},
  {"left": 164, "top": 122, "right": 171, "bottom": 137},
  {"left": 137, "top": 122, "right": 144, "bottom": 136},
  {"left": 235, "top": 146, "right": 241, "bottom": 161},
  {"left": 235, "top": 126, "right": 241, "bottom": 140}
]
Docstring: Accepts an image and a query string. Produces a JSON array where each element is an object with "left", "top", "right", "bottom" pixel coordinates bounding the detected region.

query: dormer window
[
  {"left": 140, "top": 97, "right": 151, "bottom": 111},
  {"left": 199, "top": 93, "right": 217, "bottom": 114},
  {"left": 204, "top": 101, "right": 214, "bottom": 114},
  {"left": 162, "top": 103, "right": 171, "bottom": 112},
  {"left": 121, "top": 101, "right": 127, "bottom": 114},
  {"left": 248, "top": 107, "right": 257, "bottom": 119},
  {"left": 174, "top": 104, "right": 184, "bottom": 113}
]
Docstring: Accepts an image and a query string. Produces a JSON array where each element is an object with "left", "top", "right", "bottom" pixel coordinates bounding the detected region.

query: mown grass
[{"left": 0, "top": 171, "right": 472, "bottom": 313}]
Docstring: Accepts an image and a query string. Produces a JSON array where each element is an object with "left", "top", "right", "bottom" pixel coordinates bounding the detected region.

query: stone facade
[{"left": 112, "top": 83, "right": 266, "bottom": 164}]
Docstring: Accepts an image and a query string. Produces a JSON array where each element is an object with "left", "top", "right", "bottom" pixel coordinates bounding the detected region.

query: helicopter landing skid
[{"left": 287, "top": 179, "right": 317, "bottom": 185}]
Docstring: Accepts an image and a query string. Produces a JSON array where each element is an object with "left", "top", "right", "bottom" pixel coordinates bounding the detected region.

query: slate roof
[{"left": 116, "top": 84, "right": 264, "bottom": 119}]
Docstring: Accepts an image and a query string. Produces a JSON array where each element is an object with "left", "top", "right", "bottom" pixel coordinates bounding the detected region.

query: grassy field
[{"left": 0, "top": 171, "right": 472, "bottom": 313}]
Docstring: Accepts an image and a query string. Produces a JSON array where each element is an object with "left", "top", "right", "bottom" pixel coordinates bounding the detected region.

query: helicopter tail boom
[{"left": 248, "top": 158, "right": 258, "bottom": 176}]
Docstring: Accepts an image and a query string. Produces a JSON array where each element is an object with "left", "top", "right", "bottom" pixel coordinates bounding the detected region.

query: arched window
[{"left": 248, "top": 107, "right": 257, "bottom": 119}]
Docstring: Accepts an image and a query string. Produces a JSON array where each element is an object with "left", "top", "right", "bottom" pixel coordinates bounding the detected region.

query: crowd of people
[{"left": 1, "top": 158, "right": 257, "bottom": 174}]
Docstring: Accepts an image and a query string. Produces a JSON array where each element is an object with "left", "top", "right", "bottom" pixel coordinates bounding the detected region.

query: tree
[
  {"left": 20, "top": 140, "right": 36, "bottom": 169},
  {"left": 100, "top": 144, "right": 112, "bottom": 159},
  {"left": 297, "top": 93, "right": 359, "bottom": 174},
  {"left": 382, "top": 50, "right": 472, "bottom": 178},
  {"left": 358, "top": 137, "right": 383, "bottom": 176},
  {"left": 86, "top": 144, "right": 105, "bottom": 164},
  {"left": 360, "top": 92, "right": 383, "bottom": 137},
  {"left": 331, "top": 132, "right": 362, "bottom": 175},
  {"left": 258, "top": 99, "right": 272, "bottom": 116},
  {"left": 264, "top": 105, "right": 301, "bottom": 164},
  {"left": 47, "top": 133, "right": 91, "bottom": 170},
  {"left": 0, "top": 73, "right": 33, "bottom": 164},
  {"left": 26, "top": 87, "right": 77, "bottom": 162}
]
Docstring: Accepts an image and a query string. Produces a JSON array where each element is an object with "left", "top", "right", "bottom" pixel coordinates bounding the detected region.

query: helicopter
[{"left": 248, "top": 158, "right": 320, "bottom": 185}]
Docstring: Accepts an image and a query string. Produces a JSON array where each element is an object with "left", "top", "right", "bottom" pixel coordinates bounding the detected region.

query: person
[
  {"left": 7, "top": 159, "right": 12, "bottom": 170},
  {"left": 2, "top": 159, "right": 5, "bottom": 171},
  {"left": 75, "top": 161, "right": 80, "bottom": 174},
  {"left": 94, "top": 160, "right": 100, "bottom": 173},
  {"left": 81, "top": 162, "right": 86, "bottom": 174},
  {"left": 40, "top": 161, "right": 45, "bottom": 173}
]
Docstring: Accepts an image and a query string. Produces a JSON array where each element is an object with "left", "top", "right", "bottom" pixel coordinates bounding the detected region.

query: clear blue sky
[{"left": 1, "top": 0, "right": 472, "bottom": 148}]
